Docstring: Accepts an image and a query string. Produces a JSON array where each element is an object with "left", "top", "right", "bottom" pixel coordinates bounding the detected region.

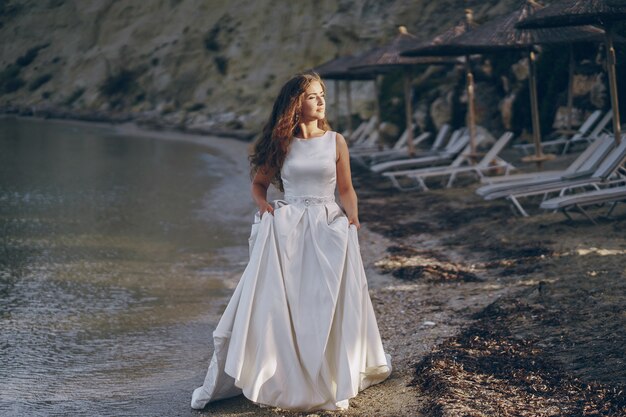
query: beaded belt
[{"left": 284, "top": 195, "right": 335, "bottom": 207}]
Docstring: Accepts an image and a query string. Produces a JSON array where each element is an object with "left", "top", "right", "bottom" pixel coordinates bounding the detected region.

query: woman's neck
[{"left": 296, "top": 122, "right": 325, "bottom": 139}]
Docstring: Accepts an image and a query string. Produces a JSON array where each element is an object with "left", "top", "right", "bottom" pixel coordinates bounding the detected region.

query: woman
[{"left": 191, "top": 72, "right": 391, "bottom": 412}]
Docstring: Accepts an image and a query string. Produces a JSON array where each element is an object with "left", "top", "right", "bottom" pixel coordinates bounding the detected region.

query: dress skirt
[{"left": 191, "top": 198, "right": 391, "bottom": 411}]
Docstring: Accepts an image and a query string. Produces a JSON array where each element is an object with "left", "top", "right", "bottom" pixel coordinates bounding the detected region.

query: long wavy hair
[{"left": 249, "top": 72, "right": 331, "bottom": 191}]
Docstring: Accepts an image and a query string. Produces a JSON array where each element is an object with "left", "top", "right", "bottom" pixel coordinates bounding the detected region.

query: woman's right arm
[{"left": 251, "top": 168, "right": 275, "bottom": 217}]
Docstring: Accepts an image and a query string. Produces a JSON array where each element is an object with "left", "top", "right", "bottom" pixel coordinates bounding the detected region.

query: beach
[
  {"left": 1, "top": 117, "right": 624, "bottom": 416},
  {"left": 3, "top": 1, "right": 626, "bottom": 414},
  {"left": 194, "top": 146, "right": 626, "bottom": 417}
]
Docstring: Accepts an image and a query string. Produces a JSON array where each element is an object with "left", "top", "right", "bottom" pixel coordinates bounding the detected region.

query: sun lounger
[
  {"left": 351, "top": 131, "right": 432, "bottom": 166},
  {"left": 371, "top": 125, "right": 460, "bottom": 164},
  {"left": 485, "top": 137, "right": 626, "bottom": 216},
  {"left": 354, "top": 123, "right": 450, "bottom": 156},
  {"left": 354, "top": 129, "right": 380, "bottom": 150},
  {"left": 363, "top": 124, "right": 453, "bottom": 165},
  {"left": 477, "top": 134, "right": 615, "bottom": 195},
  {"left": 383, "top": 132, "right": 514, "bottom": 191},
  {"left": 351, "top": 128, "right": 429, "bottom": 156},
  {"left": 370, "top": 127, "right": 473, "bottom": 173},
  {"left": 346, "top": 119, "right": 368, "bottom": 145},
  {"left": 482, "top": 135, "right": 618, "bottom": 201},
  {"left": 514, "top": 110, "right": 604, "bottom": 155},
  {"left": 349, "top": 116, "right": 378, "bottom": 147},
  {"left": 540, "top": 184, "right": 626, "bottom": 223},
  {"left": 561, "top": 110, "right": 613, "bottom": 154},
  {"left": 419, "top": 123, "right": 452, "bottom": 154}
]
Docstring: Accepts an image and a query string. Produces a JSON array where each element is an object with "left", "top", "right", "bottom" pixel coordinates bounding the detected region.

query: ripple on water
[{"left": 0, "top": 118, "right": 252, "bottom": 416}]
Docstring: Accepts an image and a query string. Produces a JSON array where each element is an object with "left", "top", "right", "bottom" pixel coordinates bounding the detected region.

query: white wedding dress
[{"left": 191, "top": 131, "right": 391, "bottom": 411}]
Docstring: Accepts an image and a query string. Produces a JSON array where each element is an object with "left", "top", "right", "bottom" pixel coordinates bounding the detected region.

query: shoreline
[{"left": 0, "top": 106, "right": 256, "bottom": 142}]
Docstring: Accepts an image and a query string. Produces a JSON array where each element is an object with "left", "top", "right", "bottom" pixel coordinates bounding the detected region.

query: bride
[{"left": 191, "top": 72, "right": 391, "bottom": 412}]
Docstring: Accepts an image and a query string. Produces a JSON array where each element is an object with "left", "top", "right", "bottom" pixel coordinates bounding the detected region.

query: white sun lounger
[
  {"left": 383, "top": 132, "right": 514, "bottom": 191},
  {"left": 354, "top": 123, "right": 450, "bottom": 157},
  {"left": 477, "top": 134, "right": 615, "bottom": 196},
  {"left": 540, "top": 185, "right": 626, "bottom": 223},
  {"left": 349, "top": 116, "right": 378, "bottom": 147},
  {"left": 351, "top": 127, "right": 430, "bottom": 157},
  {"left": 488, "top": 138, "right": 626, "bottom": 216},
  {"left": 370, "top": 127, "right": 473, "bottom": 173},
  {"left": 364, "top": 124, "right": 453, "bottom": 165},
  {"left": 514, "top": 110, "right": 604, "bottom": 155},
  {"left": 351, "top": 131, "right": 432, "bottom": 166},
  {"left": 561, "top": 110, "right": 613, "bottom": 154}
]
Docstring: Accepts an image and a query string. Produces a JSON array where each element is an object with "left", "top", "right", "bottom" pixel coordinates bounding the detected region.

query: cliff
[{"left": 0, "top": 0, "right": 612, "bottom": 138}]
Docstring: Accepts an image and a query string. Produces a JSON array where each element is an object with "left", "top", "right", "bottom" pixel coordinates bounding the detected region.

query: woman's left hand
[{"left": 348, "top": 216, "right": 360, "bottom": 230}]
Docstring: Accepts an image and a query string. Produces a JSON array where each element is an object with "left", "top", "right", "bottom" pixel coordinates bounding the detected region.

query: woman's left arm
[{"left": 336, "top": 133, "right": 360, "bottom": 229}]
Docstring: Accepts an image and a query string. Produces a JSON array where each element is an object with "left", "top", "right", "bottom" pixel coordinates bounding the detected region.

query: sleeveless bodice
[{"left": 281, "top": 131, "right": 336, "bottom": 200}]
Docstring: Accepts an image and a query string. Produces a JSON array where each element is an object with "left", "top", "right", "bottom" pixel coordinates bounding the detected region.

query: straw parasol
[
  {"left": 401, "top": 0, "right": 606, "bottom": 166},
  {"left": 517, "top": 0, "right": 626, "bottom": 145},
  {"left": 350, "top": 26, "right": 459, "bottom": 154},
  {"left": 313, "top": 54, "right": 377, "bottom": 135},
  {"left": 314, "top": 54, "right": 377, "bottom": 81}
]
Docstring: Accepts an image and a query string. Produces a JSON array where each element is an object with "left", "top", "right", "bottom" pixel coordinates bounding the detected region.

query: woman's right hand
[{"left": 259, "top": 200, "right": 274, "bottom": 218}]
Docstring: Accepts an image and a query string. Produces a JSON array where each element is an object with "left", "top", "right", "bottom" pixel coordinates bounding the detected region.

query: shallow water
[{"left": 0, "top": 118, "right": 254, "bottom": 416}]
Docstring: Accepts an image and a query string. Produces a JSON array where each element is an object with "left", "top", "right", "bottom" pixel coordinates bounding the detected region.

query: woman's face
[{"left": 299, "top": 81, "right": 325, "bottom": 122}]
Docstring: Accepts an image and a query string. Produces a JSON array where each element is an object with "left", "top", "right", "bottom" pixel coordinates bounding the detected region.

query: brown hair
[{"left": 249, "top": 71, "right": 331, "bottom": 191}]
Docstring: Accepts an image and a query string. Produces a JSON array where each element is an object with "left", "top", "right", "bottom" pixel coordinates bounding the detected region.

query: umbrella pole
[
  {"left": 523, "top": 48, "right": 555, "bottom": 169},
  {"left": 567, "top": 44, "right": 574, "bottom": 132},
  {"left": 403, "top": 67, "right": 415, "bottom": 155},
  {"left": 605, "top": 24, "right": 622, "bottom": 145},
  {"left": 465, "top": 56, "right": 477, "bottom": 164},
  {"left": 346, "top": 81, "right": 353, "bottom": 137},
  {"left": 334, "top": 80, "right": 340, "bottom": 132},
  {"left": 375, "top": 75, "right": 383, "bottom": 148},
  {"left": 529, "top": 50, "right": 543, "bottom": 161}
]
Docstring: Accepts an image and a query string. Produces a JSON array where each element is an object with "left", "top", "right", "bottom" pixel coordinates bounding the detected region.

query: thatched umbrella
[
  {"left": 399, "top": 10, "right": 481, "bottom": 160},
  {"left": 517, "top": 0, "right": 626, "bottom": 145},
  {"left": 350, "top": 26, "right": 459, "bottom": 154},
  {"left": 401, "top": 0, "right": 605, "bottom": 166},
  {"left": 313, "top": 54, "right": 377, "bottom": 136}
]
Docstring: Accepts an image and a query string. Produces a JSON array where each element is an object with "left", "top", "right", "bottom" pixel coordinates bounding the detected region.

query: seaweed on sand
[{"left": 411, "top": 299, "right": 626, "bottom": 417}]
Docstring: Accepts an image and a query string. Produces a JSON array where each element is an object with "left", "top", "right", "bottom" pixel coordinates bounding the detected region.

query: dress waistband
[{"left": 284, "top": 195, "right": 335, "bottom": 207}]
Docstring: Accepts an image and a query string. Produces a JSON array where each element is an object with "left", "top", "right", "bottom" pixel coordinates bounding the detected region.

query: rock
[
  {"left": 473, "top": 81, "right": 502, "bottom": 134},
  {"left": 0, "top": 0, "right": 525, "bottom": 132},
  {"left": 429, "top": 91, "right": 453, "bottom": 130},
  {"left": 572, "top": 73, "right": 598, "bottom": 97},
  {"left": 552, "top": 106, "right": 584, "bottom": 130},
  {"left": 378, "top": 121, "right": 400, "bottom": 146},
  {"left": 589, "top": 74, "right": 607, "bottom": 109},
  {"left": 500, "top": 93, "right": 515, "bottom": 130},
  {"left": 413, "top": 103, "right": 429, "bottom": 132},
  {"left": 480, "top": 58, "right": 494, "bottom": 78},
  {"left": 511, "top": 57, "right": 529, "bottom": 81}
]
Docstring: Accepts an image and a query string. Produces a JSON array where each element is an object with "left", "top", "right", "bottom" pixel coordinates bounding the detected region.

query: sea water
[{"left": 0, "top": 117, "right": 255, "bottom": 416}]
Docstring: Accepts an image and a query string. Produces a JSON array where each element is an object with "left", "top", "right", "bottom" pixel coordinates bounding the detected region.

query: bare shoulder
[
  {"left": 334, "top": 131, "right": 349, "bottom": 161},
  {"left": 334, "top": 131, "right": 348, "bottom": 146}
]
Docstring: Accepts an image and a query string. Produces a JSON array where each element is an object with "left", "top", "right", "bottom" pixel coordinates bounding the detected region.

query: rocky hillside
[{"left": 0, "top": 0, "right": 615, "bottom": 138}]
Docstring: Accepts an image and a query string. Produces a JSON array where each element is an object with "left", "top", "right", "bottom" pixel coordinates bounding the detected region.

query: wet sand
[{"left": 192, "top": 148, "right": 626, "bottom": 416}]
